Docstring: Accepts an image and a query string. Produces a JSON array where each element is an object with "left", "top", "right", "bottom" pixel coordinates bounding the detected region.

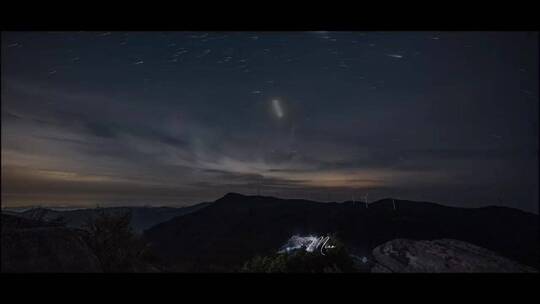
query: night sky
[{"left": 1, "top": 31, "right": 538, "bottom": 212}]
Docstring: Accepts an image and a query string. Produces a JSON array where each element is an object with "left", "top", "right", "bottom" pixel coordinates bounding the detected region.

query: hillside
[
  {"left": 144, "top": 193, "right": 539, "bottom": 271},
  {"left": 1, "top": 214, "right": 102, "bottom": 272}
]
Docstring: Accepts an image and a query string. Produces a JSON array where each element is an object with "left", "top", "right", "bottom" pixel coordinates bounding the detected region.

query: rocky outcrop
[
  {"left": 1, "top": 214, "right": 102, "bottom": 272},
  {"left": 371, "top": 239, "right": 537, "bottom": 273}
]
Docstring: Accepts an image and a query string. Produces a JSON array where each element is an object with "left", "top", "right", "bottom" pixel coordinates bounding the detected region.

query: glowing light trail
[{"left": 272, "top": 99, "right": 283, "bottom": 118}]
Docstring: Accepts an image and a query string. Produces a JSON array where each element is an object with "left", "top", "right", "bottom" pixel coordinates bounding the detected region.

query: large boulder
[
  {"left": 1, "top": 214, "right": 102, "bottom": 272},
  {"left": 371, "top": 239, "right": 537, "bottom": 273}
]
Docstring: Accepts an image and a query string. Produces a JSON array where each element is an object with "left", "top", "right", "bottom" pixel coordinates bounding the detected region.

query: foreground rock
[
  {"left": 371, "top": 239, "right": 537, "bottom": 273},
  {"left": 1, "top": 214, "right": 102, "bottom": 272}
]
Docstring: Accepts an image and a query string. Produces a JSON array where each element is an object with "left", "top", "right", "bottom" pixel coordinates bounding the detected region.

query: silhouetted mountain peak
[
  {"left": 217, "top": 192, "right": 285, "bottom": 205},
  {"left": 221, "top": 192, "right": 247, "bottom": 200}
]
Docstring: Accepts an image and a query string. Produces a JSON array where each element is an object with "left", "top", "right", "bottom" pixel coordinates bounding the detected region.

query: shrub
[{"left": 241, "top": 236, "right": 356, "bottom": 273}]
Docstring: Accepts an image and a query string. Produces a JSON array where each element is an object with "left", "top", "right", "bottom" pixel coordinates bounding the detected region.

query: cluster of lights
[{"left": 278, "top": 234, "right": 336, "bottom": 255}]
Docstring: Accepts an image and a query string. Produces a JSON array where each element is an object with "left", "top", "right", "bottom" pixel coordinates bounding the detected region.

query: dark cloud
[
  {"left": 84, "top": 121, "right": 117, "bottom": 138},
  {"left": 399, "top": 148, "right": 538, "bottom": 161},
  {"left": 2, "top": 110, "right": 23, "bottom": 121}
]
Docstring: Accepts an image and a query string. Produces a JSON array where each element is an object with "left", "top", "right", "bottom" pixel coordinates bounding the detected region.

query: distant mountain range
[
  {"left": 3, "top": 203, "right": 210, "bottom": 234},
  {"left": 144, "top": 193, "right": 539, "bottom": 271}
]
